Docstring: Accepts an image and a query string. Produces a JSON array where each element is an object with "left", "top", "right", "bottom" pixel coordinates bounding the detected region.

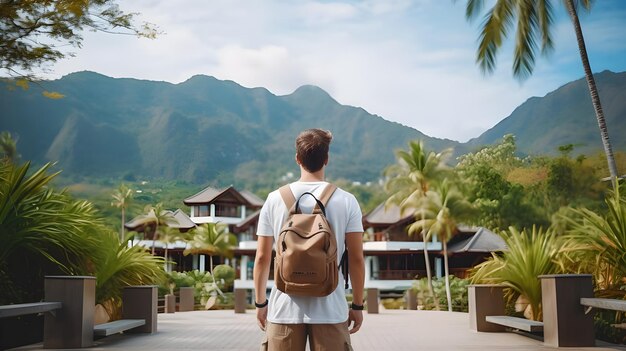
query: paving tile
[{"left": 12, "top": 309, "right": 626, "bottom": 350}]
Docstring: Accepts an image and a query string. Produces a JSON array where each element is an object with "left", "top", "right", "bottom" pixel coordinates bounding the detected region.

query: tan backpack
[{"left": 274, "top": 183, "right": 341, "bottom": 297}]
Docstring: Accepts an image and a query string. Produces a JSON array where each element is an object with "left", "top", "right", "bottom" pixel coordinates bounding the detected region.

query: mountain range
[{"left": 1, "top": 70, "right": 624, "bottom": 185}]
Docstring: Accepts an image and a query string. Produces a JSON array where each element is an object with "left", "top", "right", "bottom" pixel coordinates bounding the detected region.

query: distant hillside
[
  {"left": 2, "top": 70, "right": 625, "bottom": 186},
  {"left": 0, "top": 71, "right": 462, "bottom": 185},
  {"left": 467, "top": 70, "right": 626, "bottom": 156}
]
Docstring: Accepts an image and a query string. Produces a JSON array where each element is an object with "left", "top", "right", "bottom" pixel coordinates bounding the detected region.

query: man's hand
[
  {"left": 256, "top": 306, "right": 268, "bottom": 331},
  {"left": 347, "top": 309, "right": 363, "bottom": 334}
]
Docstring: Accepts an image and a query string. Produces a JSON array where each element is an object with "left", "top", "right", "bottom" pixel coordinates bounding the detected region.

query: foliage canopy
[{"left": 0, "top": 0, "right": 157, "bottom": 78}]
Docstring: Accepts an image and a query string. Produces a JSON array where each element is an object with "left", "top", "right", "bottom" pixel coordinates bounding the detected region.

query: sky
[{"left": 35, "top": 0, "right": 626, "bottom": 142}]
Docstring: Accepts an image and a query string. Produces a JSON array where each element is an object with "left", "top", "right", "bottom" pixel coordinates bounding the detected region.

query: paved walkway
[{"left": 13, "top": 309, "right": 626, "bottom": 350}]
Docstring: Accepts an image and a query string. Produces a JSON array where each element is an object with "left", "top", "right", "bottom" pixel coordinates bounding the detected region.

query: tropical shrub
[
  {"left": 470, "top": 227, "right": 564, "bottom": 321},
  {"left": 91, "top": 230, "right": 165, "bottom": 319},
  {"left": 182, "top": 269, "right": 216, "bottom": 306},
  {"left": 560, "top": 180, "right": 626, "bottom": 296},
  {"left": 0, "top": 162, "right": 99, "bottom": 304},
  {"left": 0, "top": 160, "right": 166, "bottom": 321},
  {"left": 212, "top": 264, "right": 236, "bottom": 291},
  {"left": 412, "top": 276, "right": 469, "bottom": 312}
]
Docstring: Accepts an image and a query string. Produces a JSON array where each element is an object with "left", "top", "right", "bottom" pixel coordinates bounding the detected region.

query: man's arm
[
  {"left": 346, "top": 231, "right": 365, "bottom": 334},
  {"left": 253, "top": 235, "right": 274, "bottom": 331}
]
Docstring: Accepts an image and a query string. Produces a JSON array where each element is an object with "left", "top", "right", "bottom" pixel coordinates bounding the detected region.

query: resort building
[
  {"left": 126, "top": 186, "right": 505, "bottom": 292},
  {"left": 233, "top": 200, "right": 506, "bottom": 292},
  {"left": 125, "top": 186, "right": 263, "bottom": 272}
]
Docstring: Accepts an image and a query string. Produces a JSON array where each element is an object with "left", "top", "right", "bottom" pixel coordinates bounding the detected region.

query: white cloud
[
  {"left": 212, "top": 45, "right": 310, "bottom": 93},
  {"left": 26, "top": 0, "right": 626, "bottom": 142},
  {"left": 297, "top": 2, "right": 359, "bottom": 25}
]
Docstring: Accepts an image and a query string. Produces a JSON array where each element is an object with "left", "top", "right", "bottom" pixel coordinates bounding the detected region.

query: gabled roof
[
  {"left": 124, "top": 208, "right": 196, "bottom": 231},
  {"left": 235, "top": 209, "right": 261, "bottom": 232},
  {"left": 363, "top": 202, "right": 413, "bottom": 226},
  {"left": 170, "top": 209, "right": 197, "bottom": 230},
  {"left": 239, "top": 190, "right": 264, "bottom": 208},
  {"left": 183, "top": 186, "right": 251, "bottom": 206},
  {"left": 447, "top": 227, "right": 507, "bottom": 253}
]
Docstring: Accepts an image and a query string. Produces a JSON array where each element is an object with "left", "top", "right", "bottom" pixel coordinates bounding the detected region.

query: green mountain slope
[
  {"left": 467, "top": 70, "right": 626, "bottom": 156},
  {"left": 0, "top": 71, "right": 462, "bottom": 184},
  {"left": 2, "top": 70, "right": 624, "bottom": 185}
]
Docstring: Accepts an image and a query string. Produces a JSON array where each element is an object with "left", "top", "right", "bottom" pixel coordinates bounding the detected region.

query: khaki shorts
[{"left": 261, "top": 321, "right": 352, "bottom": 351}]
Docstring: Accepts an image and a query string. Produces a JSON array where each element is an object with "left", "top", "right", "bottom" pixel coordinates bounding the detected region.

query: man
[{"left": 253, "top": 129, "right": 365, "bottom": 351}]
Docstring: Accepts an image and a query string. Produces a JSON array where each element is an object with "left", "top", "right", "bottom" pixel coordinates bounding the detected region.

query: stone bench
[
  {"left": 94, "top": 319, "right": 146, "bottom": 337},
  {"left": 580, "top": 297, "right": 626, "bottom": 312},
  {"left": 1, "top": 276, "right": 157, "bottom": 348},
  {"left": 470, "top": 275, "right": 624, "bottom": 348},
  {"left": 0, "top": 302, "right": 62, "bottom": 319},
  {"left": 485, "top": 315, "right": 544, "bottom": 333}
]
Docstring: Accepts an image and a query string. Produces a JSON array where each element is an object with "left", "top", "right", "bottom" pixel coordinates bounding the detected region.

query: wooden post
[
  {"left": 44, "top": 276, "right": 95, "bottom": 349},
  {"left": 468, "top": 284, "right": 506, "bottom": 332},
  {"left": 405, "top": 289, "right": 417, "bottom": 310},
  {"left": 178, "top": 287, "right": 195, "bottom": 312},
  {"left": 234, "top": 289, "right": 247, "bottom": 313},
  {"left": 366, "top": 288, "right": 379, "bottom": 314},
  {"left": 123, "top": 286, "right": 158, "bottom": 334},
  {"left": 165, "top": 294, "right": 176, "bottom": 313},
  {"left": 540, "top": 274, "right": 594, "bottom": 347}
]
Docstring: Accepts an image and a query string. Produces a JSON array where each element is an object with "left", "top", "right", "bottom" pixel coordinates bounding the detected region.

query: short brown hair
[{"left": 295, "top": 129, "right": 333, "bottom": 172}]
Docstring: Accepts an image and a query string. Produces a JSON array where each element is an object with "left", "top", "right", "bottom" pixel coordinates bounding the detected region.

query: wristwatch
[
  {"left": 255, "top": 299, "right": 269, "bottom": 308},
  {"left": 350, "top": 302, "right": 364, "bottom": 310}
]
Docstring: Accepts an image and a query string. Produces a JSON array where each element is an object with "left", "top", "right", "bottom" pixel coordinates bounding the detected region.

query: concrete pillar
[
  {"left": 435, "top": 257, "right": 443, "bottom": 278},
  {"left": 540, "top": 274, "right": 594, "bottom": 347},
  {"left": 366, "top": 288, "right": 379, "bottom": 314},
  {"left": 468, "top": 284, "right": 506, "bottom": 332},
  {"left": 200, "top": 255, "right": 206, "bottom": 272},
  {"left": 241, "top": 256, "right": 249, "bottom": 281},
  {"left": 178, "top": 287, "right": 194, "bottom": 312},
  {"left": 234, "top": 289, "right": 247, "bottom": 313},
  {"left": 123, "top": 285, "right": 158, "bottom": 333},
  {"left": 405, "top": 289, "right": 417, "bottom": 310},
  {"left": 44, "top": 276, "right": 95, "bottom": 349},
  {"left": 165, "top": 294, "right": 176, "bottom": 313}
]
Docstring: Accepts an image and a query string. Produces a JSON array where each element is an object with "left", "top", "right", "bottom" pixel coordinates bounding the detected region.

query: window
[
  {"left": 215, "top": 203, "right": 240, "bottom": 217},
  {"left": 196, "top": 205, "right": 209, "bottom": 217}
]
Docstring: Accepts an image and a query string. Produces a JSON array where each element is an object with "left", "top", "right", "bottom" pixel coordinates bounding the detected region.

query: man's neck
[{"left": 299, "top": 167, "right": 325, "bottom": 182}]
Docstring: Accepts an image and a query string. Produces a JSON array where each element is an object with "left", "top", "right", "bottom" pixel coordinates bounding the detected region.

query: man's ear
[
  {"left": 324, "top": 155, "right": 329, "bottom": 166},
  {"left": 295, "top": 153, "right": 300, "bottom": 165}
]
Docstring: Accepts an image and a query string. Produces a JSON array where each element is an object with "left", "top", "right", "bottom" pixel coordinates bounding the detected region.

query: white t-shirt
[{"left": 256, "top": 181, "right": 364, "bottom": 324}]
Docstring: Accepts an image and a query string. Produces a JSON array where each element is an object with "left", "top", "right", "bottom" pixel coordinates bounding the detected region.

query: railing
[{"left": 373, "top": 270, "right": 422, "bottom": 280}]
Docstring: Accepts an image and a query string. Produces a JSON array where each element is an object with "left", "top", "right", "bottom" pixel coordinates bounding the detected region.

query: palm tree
[
  {"left": 160, "top": 226, "right": 185, "bottom": 272},
  {"left": 111, "top": 184, "right": 133, "bottom": 241},
  {"left": 133, "top": 203, "right": 178, "bottom": 255},
  {"left": 384, "top": 140, "right": 452, "bottom": 304},
  {"left": 460, "top": 0, "right": 620, "bottom": 187},
  {"left": 407, "top": 179, "right": 474, "bottom": 311},
  {"left": 184, "top": 222, "right": 237, "bottom": 301}
]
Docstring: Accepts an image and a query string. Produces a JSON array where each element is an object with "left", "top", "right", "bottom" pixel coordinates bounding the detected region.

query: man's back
[{"left": 256, "top": 181, "right": 362, "bottom": 324}]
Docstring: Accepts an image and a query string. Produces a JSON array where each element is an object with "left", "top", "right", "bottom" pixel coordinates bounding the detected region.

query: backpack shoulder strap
[
  {"left": 317, "top": 183, "right": 337, "bottom": 206},
  {"left": 279, "top": 184, "right": 297, "bottom": 214}
]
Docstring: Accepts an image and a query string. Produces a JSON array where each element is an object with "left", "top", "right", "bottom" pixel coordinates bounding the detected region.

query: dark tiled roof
[
  {"left": 124, "top": 208, "right": 196, "bottom": 231},
  {"left": 448, "top": 227, "right": 507, "bottom": 253},
  {"left": 183, "top": 186, "right": 223, "bottom": 205},
  {"left": 183, "top": 186, "right": 253, "bottom": 206},
  {"left": 239, "top": 190, "right": 264, "bottom": 207},
  {"left": 235, "top": 209, "right": 261, "bottom": 230},
  {"left": 363, "top": 202, "right": 413, "bottom": 225},
  {"left": 171, "top": 209, "right": 197, "bottom": 229}
]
